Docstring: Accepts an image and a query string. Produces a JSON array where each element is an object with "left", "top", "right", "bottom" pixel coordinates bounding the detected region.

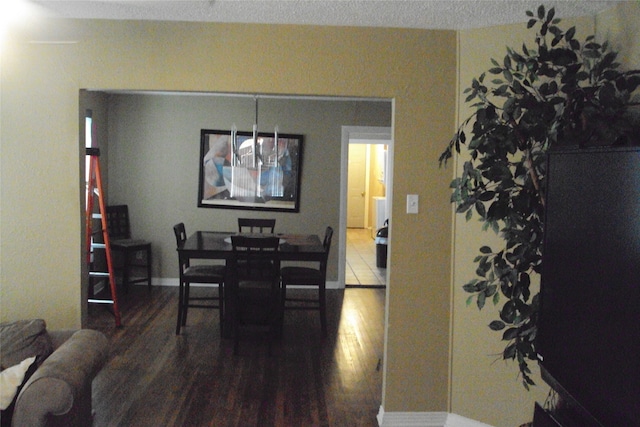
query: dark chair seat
[
  {"left": 280, "top": 266, "right": 323, "bottom": 283},
  {"left": 110, "top": 238, "right": 149, "bottom": 248},
  {"left": 183, "top": 264, "right": 226, "bottom": 279}
]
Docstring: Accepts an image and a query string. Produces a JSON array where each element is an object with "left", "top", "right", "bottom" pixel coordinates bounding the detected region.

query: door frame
[{"left": 339, "top": 126, "right": 393, "bottom": 288}]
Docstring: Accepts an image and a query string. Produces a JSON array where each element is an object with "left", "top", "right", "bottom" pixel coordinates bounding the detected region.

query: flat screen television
[{"left": 537, "top": 146, "right": 640, "bottom": 427}]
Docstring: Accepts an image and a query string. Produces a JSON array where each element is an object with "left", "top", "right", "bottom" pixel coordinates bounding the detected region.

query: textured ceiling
[{"left": 30, "top": 0, "right": 626, "bottom": 30}]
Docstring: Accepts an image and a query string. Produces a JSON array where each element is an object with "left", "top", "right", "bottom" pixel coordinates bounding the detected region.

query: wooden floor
[{"left": 87, "top": 285, "right": 385, "bottom": 427}]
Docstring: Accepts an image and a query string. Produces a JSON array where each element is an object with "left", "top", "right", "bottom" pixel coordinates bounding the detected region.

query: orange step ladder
[{"left": 85, "top": 147, "right": 122, "bottom": 327}]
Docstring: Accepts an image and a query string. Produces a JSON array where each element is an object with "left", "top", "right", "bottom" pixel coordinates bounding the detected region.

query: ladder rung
[
  {"left": 91, "top": 243, "right": 107, "bottom": 249},
  {"left": 88, "top": 298, "right": 114, "bottom": 304},
  {"left": 92, "top": 213, "right": 102, "bottom": 219},
  {"left": 89, "top": 271, "right": 111, "bottom": 277}
]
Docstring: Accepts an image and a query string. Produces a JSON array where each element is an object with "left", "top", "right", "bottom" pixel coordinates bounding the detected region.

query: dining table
[{"left": 177, "top": 231, "right": 325, "bottom": 337}]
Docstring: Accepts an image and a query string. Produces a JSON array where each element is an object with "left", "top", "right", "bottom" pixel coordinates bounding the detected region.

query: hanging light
[
  {"left": 227, "top": 94, "right": 281, "bottom": 200},
  {"left": 252, "top": 95, "right": 258, "bottom": 169}
]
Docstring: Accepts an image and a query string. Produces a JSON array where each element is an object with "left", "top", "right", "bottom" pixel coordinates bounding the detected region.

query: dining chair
[
  {"left": 230, "top": 235, "right": 281, "bottom": 355},
  {"left": 238, "top": 218, "right": 276, "bottom": 234},
  {"left": 280, "top": 226, "right": 333, "bottom": 336},
  {"left": 173, "top": 223, "right": 226, "bottom": 335},
  {"left": 105, "top": 205, "right": 152, "bottom": 292}
]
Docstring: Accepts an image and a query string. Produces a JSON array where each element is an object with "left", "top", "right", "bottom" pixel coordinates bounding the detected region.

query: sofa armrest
[
  {"left": 12, "top": 329, "right": 108, "bottom": 427},
  {"left": 47, "top": 330, "right": 76, "bottom": 350}
]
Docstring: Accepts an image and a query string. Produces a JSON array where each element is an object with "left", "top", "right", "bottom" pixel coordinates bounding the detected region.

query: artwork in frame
[{"left": 198, "top": 129, "right": 303, "bottom": 212}]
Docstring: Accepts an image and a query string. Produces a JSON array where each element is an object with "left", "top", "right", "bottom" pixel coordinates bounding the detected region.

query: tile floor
[{"left": 346, "top": 228, "right": 387, "bottom": 287}]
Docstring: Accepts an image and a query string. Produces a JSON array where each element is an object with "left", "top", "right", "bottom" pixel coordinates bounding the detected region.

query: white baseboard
[
  {"left": 151, "top": 278, "right": 341, "bottom": 289},
  {"left": 377, "top": 407, "right": 495, "bottom": 427}
]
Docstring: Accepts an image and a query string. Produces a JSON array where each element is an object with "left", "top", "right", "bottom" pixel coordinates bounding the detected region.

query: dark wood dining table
[
  {"left": 178, "top": 231, "right": 324, "bottom": 262},
  {"left": 177, "top": 231, "right": 325, "bottom": 337}
]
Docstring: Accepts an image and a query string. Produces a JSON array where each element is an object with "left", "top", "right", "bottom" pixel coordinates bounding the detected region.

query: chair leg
[
  {"left": 176, "top": 282, "right": 184, "bottom": 335},
  {"left": 146, "top": 245, "right": 152, "bottom": 291},
  {"left": 279, "top": 281, "right": 287, "bottom": 335},
  {"left": 122, "top": 250, "right": 131, "bottom": 293},
  {"left": 233, "top": 310, "right": 240, "bottom": 356},
  {"left": 182, "top": 283, "right": 190, "bottom": 326},
  {"left": 319, "top": 284, "right": 327, "bottom": 336},
  {"left": 218, "top": 283, "right": 225, "bottom": 337}
]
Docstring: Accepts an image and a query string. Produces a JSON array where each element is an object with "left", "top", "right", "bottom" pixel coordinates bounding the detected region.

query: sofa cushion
[
  {"left": 0, "top": 320, "right": 53, "bottom": 369},
  {"left": 0, "top": 356, "right": 37, "bottom": 427}
]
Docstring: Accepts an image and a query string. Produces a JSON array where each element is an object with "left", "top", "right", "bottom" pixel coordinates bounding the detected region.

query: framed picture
[{"left": 198, "top": 129, "right": 303, "bottom": 212}]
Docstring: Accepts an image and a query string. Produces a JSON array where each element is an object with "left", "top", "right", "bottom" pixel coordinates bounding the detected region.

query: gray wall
[{"left": 98, "top": 92, "right": 391, "bottom": 282}]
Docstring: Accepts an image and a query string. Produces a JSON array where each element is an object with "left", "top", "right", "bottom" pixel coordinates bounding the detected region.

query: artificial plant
[{"left": 439, "top": 5, "right": 640, "bottom": 388}]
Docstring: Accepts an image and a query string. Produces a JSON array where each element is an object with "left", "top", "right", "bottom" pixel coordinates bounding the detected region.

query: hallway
[{"left": 346, "top": 228, "right": 386, "bottom": 287}]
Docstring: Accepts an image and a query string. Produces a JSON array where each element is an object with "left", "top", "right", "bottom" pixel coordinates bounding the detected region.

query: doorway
[{"left": 339, "top": 126, "right": 392, "bottom": 288}]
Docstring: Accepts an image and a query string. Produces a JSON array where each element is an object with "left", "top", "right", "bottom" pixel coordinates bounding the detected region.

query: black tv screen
[{"left": 538, "top": 147, "right": 640, "bottom": 427}]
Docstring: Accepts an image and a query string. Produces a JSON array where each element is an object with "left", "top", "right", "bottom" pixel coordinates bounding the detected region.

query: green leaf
[
  {"left": 500, "top": 300, "right": 516, "bottom": 323},
  {"left": 479, "top": 246, "right": 492, "bottom": 254},
  {"left": 599, "top": 82, "right": 617, "bottom": 108},
  {"left": 493, "top": 292, "right": 500, "bottom": 305},
  {"left": 463, "top": 283, "right": 478, "bottom": 293},
  {"left": 478, "top": 191, "right": 496, "bottom": 202},
  {"left": 475, "top": 201, "right": 487, "bottom": 218},
  {"left": 503, "top": 327, "right": 519, "bottom": 340},
  {"left": 537, "top": 5, "right": 545, "bottom": 20},
  {"left": 546, "top": 7, "right": 555, "bottom": 23},
  {"left": 503, "top": 343, "right": 516, "bottom": 359},
  {"left": 456, "top": 198, "right": 475, "bottom": 213},
  {"left": 489, "top": 320, "right": 506, "bottom": 331},
  {"left": 504, "top": 55, "right": 512, "bottom": 70},
  {"left": 485, "top": 284, "right": 497, "bottom": 297},
  {"left": 465, "top": 91, "right": 477, "bottom": 103},
  {"left": 477, "top": 292, "right": 486, "bottom": 310},
  {"left": 565, "top": 26, "right": 576, "bottom": 41}
]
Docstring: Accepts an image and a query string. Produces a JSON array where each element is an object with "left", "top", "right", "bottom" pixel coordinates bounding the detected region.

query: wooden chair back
[
  {"left": 238, "top": 218, "right": 276, "bottom": 234},
  {"left": 106, "top": 205, "right": 132, "bottom": 240}
]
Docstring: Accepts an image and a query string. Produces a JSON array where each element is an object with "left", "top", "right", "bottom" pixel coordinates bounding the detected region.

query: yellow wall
[
  {"left": 3, "top": 3, "right": 635, "bottom": 423},
  {"left": 597, "top": 1, "right": 640, "bottom": 69},
  {"left": 1, "top": 18, "right": 455, "bottom": 413}
]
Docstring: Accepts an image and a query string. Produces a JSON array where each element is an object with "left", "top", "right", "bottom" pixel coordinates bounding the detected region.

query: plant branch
[{"left": 438, "top": 4, "right": 640, "bottom": 389}]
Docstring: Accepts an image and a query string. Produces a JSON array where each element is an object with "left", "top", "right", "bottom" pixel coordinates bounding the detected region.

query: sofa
[{"left": 0, "top": 319, "right": 108, "bottom": 427}]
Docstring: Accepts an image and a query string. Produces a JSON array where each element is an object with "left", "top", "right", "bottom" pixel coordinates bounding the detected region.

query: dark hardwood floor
[{"left": 87, "top": 285, "right": 385, "bottom": 426}]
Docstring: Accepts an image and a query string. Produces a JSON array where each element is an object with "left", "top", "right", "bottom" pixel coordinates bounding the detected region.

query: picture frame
[{"left": 198, "top": 129, "right": 303, "bottom": 212}]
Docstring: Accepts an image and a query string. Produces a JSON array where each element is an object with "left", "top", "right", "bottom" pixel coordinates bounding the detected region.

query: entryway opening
[{"left": 339, "top": 126, "right": 392, "bottom": 288}]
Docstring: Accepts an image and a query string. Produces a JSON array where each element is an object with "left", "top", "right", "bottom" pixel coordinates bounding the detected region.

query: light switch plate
[{"left": 406, "top": 194, "right": 419, "bottom": 214}]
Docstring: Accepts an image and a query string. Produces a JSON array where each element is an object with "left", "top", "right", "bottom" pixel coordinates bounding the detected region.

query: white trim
[
  {"left": 377, "top": 407, "right": 495, "bottom": 427},
  {"left": 339, "top": 125, "right": 393, "bottom": 290},
  {"left": 154, "top": 277, "right": 179, "bottom": 287},
  {"left": 151, "top": 278, "right": 341, "bottom": 289},
  {"left": 445, "top": 414, "right": 495, "bottom": 427}
]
